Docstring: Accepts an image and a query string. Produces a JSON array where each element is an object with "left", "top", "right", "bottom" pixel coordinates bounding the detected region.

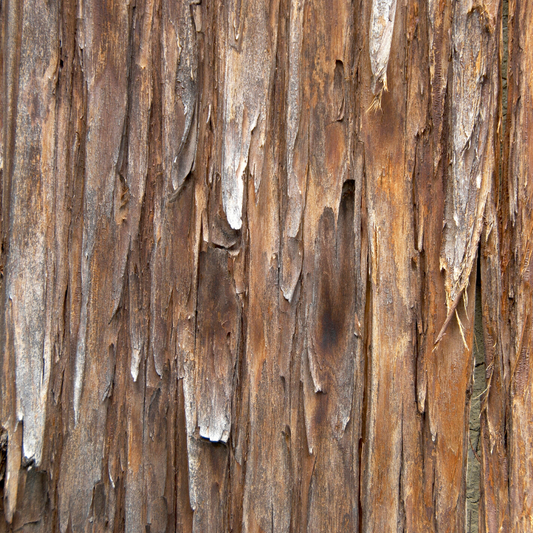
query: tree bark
[{"left": 0, "top": 0, "right": 529, "bottom": 531}]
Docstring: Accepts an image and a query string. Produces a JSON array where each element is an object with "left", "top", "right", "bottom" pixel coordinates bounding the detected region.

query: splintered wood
[{"left": 0, "top": 0, "right": 530, "bottom": 531}]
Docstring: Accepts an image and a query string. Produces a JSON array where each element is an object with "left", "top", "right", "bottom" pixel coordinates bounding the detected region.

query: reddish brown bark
[{"left": 0, "top": 0, "right": 530, "bottom": 531}]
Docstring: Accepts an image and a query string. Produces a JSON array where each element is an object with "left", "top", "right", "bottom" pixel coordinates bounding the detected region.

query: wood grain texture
[{"left": 0, "top": 0, "right": 531, "bottom": 532}]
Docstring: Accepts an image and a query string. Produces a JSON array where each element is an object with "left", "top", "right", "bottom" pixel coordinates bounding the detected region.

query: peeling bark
[{"left": 0, "top": 0, "right": 531, "bottom": 531}]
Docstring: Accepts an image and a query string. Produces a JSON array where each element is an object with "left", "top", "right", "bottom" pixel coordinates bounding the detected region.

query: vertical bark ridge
[
  {"left": 358, "top": 0, "right": 422, "bottom": 528},
  {"left": 502, "top": 0, "right": 533, "bottom": 529}
]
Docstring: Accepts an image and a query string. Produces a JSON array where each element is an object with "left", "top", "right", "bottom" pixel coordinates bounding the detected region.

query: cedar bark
[{"left": 0, "top": 0, "right": 530, "bottom": 531}]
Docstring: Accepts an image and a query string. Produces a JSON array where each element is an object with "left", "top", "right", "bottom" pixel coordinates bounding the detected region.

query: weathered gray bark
[{"left": 0, "top": 0, "right": 530, "bottom": 531}]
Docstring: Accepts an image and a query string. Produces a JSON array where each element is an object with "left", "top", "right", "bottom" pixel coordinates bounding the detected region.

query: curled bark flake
[{"left": 369, "top": 0, "right": 398, "bottom": 95}]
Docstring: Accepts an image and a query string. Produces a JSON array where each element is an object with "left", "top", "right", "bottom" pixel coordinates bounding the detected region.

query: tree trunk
[{"left": 0, "top": 0, "right": 529, "bottom": 531}]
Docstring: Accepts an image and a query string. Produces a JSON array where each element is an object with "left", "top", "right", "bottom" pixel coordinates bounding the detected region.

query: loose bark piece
[
  {"left": 221, "top": 0, "right": 277, "bottom": 230},
  {"left": 369, "top": 0, "right": 397, "bottom": 95},
  {"left": 280, "top": 0, "right": 307, "bottom": 302},
  {"left": 3, "top": 0, "right": 58, "bottom": 468},
  {"left": 439, "top": 0, "right": 499, "bottom": 332},
  {"left": 195, "top": 247, "right": 240, "bottom": 444}
]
